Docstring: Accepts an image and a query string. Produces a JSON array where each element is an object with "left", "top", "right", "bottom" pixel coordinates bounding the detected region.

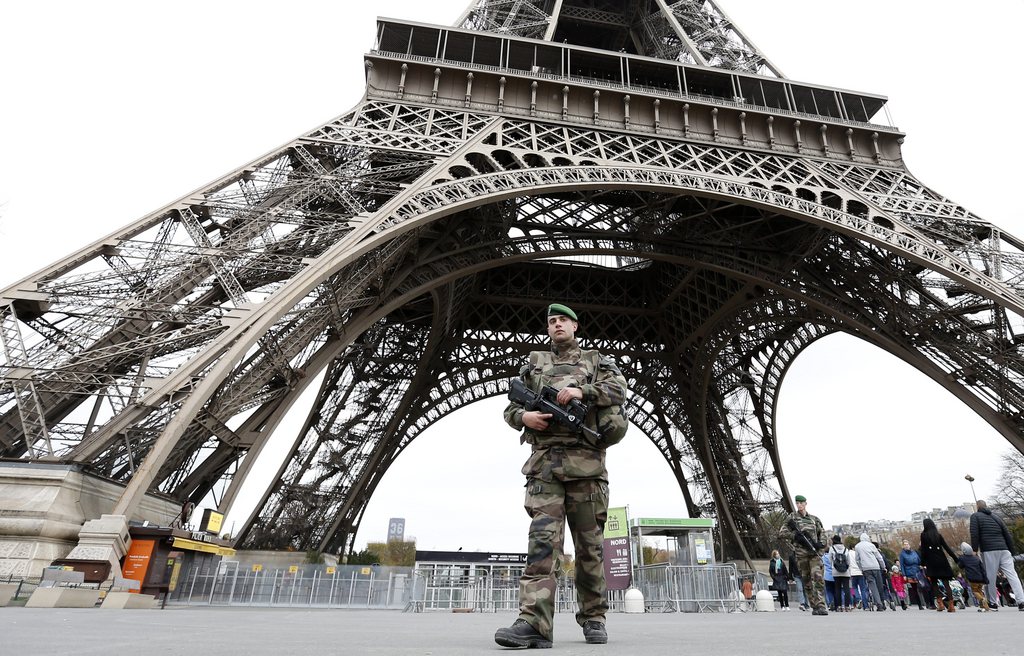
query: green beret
[
  {"left": 547, "top": 303, "right": 578, "bottom": 321},
  {"left": 794, "top": 495, "right": 807, "bottom": 503}
]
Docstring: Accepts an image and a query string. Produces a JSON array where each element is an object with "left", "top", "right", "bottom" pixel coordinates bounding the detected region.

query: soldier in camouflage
[
  {"left": 494, "top": 303, "right": 628, "bottom": 649},
  {"left": 782, "top": 494, "right": 829, "bottom": 616}
]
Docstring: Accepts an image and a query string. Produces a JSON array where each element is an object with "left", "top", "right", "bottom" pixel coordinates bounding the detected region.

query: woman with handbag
[{"left": 920, "top": 518, "right": 960, "bottom": 613}]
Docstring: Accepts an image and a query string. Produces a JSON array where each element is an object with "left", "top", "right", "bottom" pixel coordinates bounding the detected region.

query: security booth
[
  {"left": 630, "top": 518, "right": 739, "bottom": 612},
  {"left": 124, "top": 524, "right": 235, "bottom": 603},
  {"left": 630, "top": 517, "right": 717, "bottom": 566}
]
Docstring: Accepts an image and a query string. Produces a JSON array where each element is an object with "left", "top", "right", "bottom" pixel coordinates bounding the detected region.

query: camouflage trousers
[
  {"left": 794, "top": 551, "right": 826, "bottom": 611},
  {"left": 518, "top": 476, "right": 609, "bottom": 641}
]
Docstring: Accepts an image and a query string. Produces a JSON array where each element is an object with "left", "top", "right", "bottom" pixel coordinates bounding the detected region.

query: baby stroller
[{"left": 937, "top": 579, "right": 967, "bottom": 610}]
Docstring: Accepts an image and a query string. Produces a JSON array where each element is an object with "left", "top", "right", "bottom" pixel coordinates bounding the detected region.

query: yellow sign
[
  {"left": 170, "top": 536, "right": 236, "bottom": 557},
  {"left": 201, "top": 509, "right": 224, "bottom": 534},
  {"left": 169, "top": 559, "right": 183, "bottom": 592},
  {"left": 289, "top": 565, "right": 299, "bottom": 574},
  {"left": 252, "top": 564, "right": 263, "bottom": 573},
  {"left": 326, "top": 567, "right": 336, "bottom": 575},
  {"left": 361, "top": 567, "right": 371, "bottom": 576}
]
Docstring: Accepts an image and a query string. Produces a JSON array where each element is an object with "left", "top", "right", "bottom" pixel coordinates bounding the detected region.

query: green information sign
[
  {"left": 603, "top": 507, "right": 631, "bottom": 590},
  {"left": 604, "top": 507, "right": 629, "bottom": 539}
]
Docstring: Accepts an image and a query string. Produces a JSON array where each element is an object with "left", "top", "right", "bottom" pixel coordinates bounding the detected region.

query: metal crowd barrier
[
  {"left": 633, "top": 563, "right": 744, "bottom": 613},
  {"left": 167, "top": 563, "right": 414, "bottom": 608},
  {"left": 408, "top": 566, "right": 598, "bottom": 613},
  {"left": 408, "top": 563, "right": 742, "bottom": 613}
]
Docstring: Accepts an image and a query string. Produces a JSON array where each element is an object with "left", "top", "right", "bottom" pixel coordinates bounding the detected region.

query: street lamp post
[{"left": 964, "top": 474, "right": 977, "bottom": 504}]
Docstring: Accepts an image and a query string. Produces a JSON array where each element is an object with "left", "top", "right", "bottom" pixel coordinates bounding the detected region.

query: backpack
[
  {"left": 832, "top": 546, "right": 850, "bottom": 573},
  {"left": 583, "top": 350, "right": 629, "bottom": 446}
]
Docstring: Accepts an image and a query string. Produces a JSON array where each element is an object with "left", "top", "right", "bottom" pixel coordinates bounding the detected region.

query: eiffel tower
[{"left": 2, "top": 0, "right": 1023, "bottom": 566}]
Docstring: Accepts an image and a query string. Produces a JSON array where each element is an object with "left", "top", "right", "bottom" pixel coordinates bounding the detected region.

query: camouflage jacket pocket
[
  {"left": 522, "top": 447, "right": 607, "bottom": 481},
  {"left": 560, "top": 447, "right": 607, "bottom": 480}
]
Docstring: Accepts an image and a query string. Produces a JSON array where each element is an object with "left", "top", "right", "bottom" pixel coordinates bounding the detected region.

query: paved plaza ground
[{"left": 1, "top": 606, "right": 1019, "bottom": 655}]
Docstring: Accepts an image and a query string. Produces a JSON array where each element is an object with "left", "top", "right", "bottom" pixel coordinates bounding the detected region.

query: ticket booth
[{"left": 124, "top": 525, "right": 235, "bottom": 602}]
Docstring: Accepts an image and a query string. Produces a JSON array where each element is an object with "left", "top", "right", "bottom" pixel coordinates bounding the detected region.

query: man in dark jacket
[{"left": 969, "top": 500, "right": 1024, "bottom": 610}]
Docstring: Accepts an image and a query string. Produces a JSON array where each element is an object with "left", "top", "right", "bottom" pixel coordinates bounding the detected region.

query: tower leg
[{"left": 62, "top": 514, "right": 131, "bottom": 585}]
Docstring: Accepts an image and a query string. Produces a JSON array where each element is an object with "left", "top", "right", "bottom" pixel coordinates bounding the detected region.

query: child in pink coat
[{"left": 890, "top": 566, "right": 908, "bottom": 610}]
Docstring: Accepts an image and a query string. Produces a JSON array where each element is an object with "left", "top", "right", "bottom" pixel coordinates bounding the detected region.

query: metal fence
[
  {"left": 408, "top": 566, "right": 589, "bottom": 613},
  {"left": 6, "top": 561, "right": 754, "bottom": 613},
  {"left": 408, "top": 563, "right": 747, "bottom": 613},
  {"left": 167, "top": 562, "right": 414, "bottom": 608},
  {"left": 632, "top": 563, "right": 746, "bottom": 613}
]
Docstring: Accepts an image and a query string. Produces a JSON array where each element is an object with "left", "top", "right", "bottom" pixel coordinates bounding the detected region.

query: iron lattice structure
[{"left": 3, "top": 0, "right": 1024, "bottom": 562}]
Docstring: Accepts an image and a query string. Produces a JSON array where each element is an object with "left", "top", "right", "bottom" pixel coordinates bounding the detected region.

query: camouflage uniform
[
  {"left": 782, "top": 509, "right": 826, "bottom": 611},
  {"left": 504, "top": 338, "right": 627, "bottom": 641}
]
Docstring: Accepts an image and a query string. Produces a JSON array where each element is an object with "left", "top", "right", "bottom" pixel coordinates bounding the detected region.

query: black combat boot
[
  {"left": 811, "top": 607, "right": 829, "bottom": 615},
  {"left": 582, "top": 620, "right": 608, "bottom": 644},
  {"left": 494, "top": 619, "right": 552, "bottom": 649}
]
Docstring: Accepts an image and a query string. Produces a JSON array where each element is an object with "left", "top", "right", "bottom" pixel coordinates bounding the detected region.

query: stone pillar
[{"left": 64, "top": 514, "right": 131, "bottom": 583}]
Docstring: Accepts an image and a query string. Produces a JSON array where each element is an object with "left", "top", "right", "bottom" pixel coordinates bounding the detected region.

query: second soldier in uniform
[
  {"left": 495, "top": 303, "right": 628, "bottom": 649},
  {"left": 783, "top": 494, "right": 829, "bottom": 616}
]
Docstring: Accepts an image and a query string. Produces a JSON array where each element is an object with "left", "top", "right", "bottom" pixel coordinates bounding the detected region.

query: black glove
[{"left": 813, "top": 541, "right": 826, "bottom": 551}]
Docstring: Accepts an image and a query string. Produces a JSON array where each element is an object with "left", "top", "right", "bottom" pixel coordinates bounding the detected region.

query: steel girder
[
  {"left": 4, "top": 93, "right": 1024, "bottom": 558},
  {"left": 5, "top": 5, "right": 1024, "bottom": 560},
  {"left": 457, "top": 0, "right": 783, "bottom": 76}
]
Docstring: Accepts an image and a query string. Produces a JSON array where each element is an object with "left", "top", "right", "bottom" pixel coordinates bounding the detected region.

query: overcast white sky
[{"left": 2, "top": 1, "right": 1022, "bottom": 555}]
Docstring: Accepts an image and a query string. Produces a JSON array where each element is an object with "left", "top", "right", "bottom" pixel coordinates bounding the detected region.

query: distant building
[{"left": 831, "top": 502, "right": 974, "bottom": 543}]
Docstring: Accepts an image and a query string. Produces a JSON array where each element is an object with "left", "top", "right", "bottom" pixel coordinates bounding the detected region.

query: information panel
[{"left": 602, "top": 507, "right": 632, "bottom": 590}]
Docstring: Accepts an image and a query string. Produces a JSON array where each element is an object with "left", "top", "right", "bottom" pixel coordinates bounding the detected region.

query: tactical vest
[{"left": 523, "top": 348, "right": 627, "bottom": 448}]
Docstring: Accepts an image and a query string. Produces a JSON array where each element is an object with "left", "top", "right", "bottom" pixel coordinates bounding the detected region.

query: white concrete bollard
[
  {"left": 755, "top": 589, "right": 775, "bottom": 612},
  {"left": 623, "top": 587, "right": 645, "bottom": 613}
]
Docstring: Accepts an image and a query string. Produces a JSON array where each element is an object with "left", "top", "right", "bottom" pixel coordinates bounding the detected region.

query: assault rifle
[
  {"left": 508, "top": 379, "right": 601, "bottom": 442},
  {"left": 787, "top": 518, "right": 824, "bottom": 552}
]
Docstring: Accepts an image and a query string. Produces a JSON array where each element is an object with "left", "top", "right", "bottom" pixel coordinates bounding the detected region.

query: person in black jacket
[
  {"left": 969, "top": 500, "right": 1024, "bottom": 610},
  {"left": 769, "top": 549, "right": 791, "bottom": 610},
  {"left": 920, "top": 518, "right": 960, "bottom": 612}
]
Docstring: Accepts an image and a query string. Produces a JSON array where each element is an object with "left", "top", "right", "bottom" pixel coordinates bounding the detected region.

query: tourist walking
[
  {"left": 957, "top": 543, "right": 991, "bottom": 612},
  {"left": 855, "top": 533, "right": 887, "bottom": 611},
  {"left": 969, "top": 499, "right": 1024, "bottom": 611},
  {"left": 920, "top": 518, "right": 959, "bottom": 613},
  {"left": 829, "top": 535, "right": 853, "bottom": 611},
  {"left": 890, "top": 566, "right": 908, "bottom": 610},
  {"left": 848, "top": 538, "right": 868, "bottom": 610},
  {"left": 769, "top": 550, "right": 791, "bottom": 610},
  {"left": 898, "top": 540, "right": 925, "bottom": 609},
  {"left": 996, "top": 571, "right": 1016, "bottom": 607},
  {"left": 876, "top": 542, "right": 896, "bottom": 610},
  {"left": 822, "top": 550, "right": 835, "bottom": 611}
]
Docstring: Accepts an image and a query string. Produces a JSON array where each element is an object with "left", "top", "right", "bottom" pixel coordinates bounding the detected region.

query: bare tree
[{"left": 991, "top": 450, "right": 1024, "bottom": 518}]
